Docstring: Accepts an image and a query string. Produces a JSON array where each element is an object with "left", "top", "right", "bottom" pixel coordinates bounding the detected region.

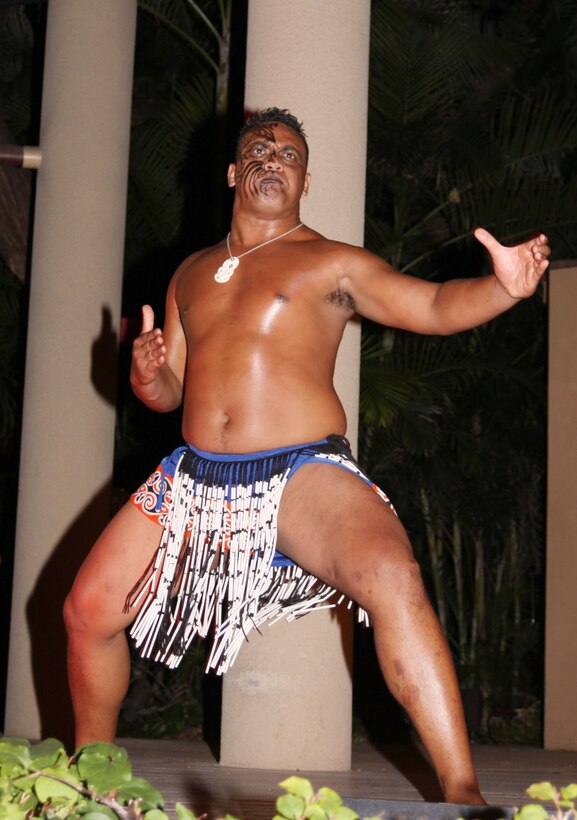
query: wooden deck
[{"left": 120, "top": 735, "right": 577, "bottom": 819}]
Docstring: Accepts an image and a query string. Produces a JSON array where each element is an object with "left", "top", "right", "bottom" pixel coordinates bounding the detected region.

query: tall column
[
  {"left": 4, "top": 0, "right": 137, "bottom": 740},
  {"left": 545, "top": 262, "right": 577, "bottom": 750},
  {"left": 220, "top": 0, "right": 371, "bottom": 770}
]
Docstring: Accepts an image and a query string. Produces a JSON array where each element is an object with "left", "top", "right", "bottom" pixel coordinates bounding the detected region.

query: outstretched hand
[
  {"left": 474, "top": 228, "right": 551, "bottom": 300},
  {"left": 131, "top": 305, "right": 167, "bottom": 385}
]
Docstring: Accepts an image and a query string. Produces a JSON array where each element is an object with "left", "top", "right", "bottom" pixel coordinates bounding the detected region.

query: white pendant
[{"left": 214, "top": 256, "right": 239, "bottom": 283}]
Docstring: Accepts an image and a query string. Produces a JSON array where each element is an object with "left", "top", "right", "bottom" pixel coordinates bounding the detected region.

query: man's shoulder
[
  {"left": 299, "top": 227, "right": 371, "bottom": 259},
  {"left": 173, "top": 241, "right": 225, "bottom": 276},
  {"left": 304, "top": 233, "right": 382, "bottom": 281}
]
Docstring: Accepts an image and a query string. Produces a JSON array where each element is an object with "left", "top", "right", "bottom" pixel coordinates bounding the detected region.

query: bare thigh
[
  {"left": 66, "top": 502, "right": 163, "bottom": 637},
  {"left": 277, "top": 463, "right": 416, "bottom": 611}
]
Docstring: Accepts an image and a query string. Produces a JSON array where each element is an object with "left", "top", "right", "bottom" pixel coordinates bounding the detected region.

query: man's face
[{"left": 227, "top": 122, "right": 310, "bottom": 207}]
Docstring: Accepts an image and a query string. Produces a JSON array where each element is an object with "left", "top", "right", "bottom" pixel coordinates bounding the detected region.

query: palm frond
[
  {"left": 491, "top": 89, "right": 577, "bottom": 177},
  {"left": 126, "top": 75, "right": 214, "bottom": 259},
  {"left": 138, "top": 0, "right": 219, "bottom": 73},
  {"left": 448, "top": 175, "right": 577, "bottom": 244}
]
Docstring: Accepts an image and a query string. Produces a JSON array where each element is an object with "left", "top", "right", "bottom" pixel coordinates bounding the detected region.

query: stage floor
[{"left": 120, "top": 735, "right": 577, "bottom": 819}]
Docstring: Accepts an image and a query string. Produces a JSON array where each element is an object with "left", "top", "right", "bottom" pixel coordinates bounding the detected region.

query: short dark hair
[{"left": 236, "top": 107, "right": 309, "bottom": 162}]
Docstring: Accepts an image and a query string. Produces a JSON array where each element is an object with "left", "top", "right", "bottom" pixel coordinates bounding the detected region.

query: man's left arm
[{"left": 343, "top": 229, "right": 550, "bottom": 335}]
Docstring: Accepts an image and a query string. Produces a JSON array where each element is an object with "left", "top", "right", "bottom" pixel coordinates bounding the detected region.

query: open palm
[{"left": 474, "top": 228, "right": 550, "bottom": 299}]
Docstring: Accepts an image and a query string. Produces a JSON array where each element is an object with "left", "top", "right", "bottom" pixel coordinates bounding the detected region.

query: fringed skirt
[{"left": 125, "top": 435, "right": 393, "bottom": 674}]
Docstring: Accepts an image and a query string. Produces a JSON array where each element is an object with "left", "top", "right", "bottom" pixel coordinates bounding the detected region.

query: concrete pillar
[
  {"left": 220, "top": 0, "right": 371, "bottom": 770},
  {"left": 4, "top": 0, "right": 137, "bottom": 741},
  {"left": 545, "top": 262, "right": 577, "bottom": 750}
]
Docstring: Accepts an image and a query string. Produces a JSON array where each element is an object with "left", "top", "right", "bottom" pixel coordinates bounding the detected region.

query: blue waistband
[{"left": 185, "top": 437, "right": 330, "bottom": 463}]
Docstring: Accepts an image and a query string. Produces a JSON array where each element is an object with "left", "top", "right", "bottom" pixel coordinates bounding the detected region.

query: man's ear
[
  {"left": 227, "top": 162, "right": 236, "bottom": 188},
  {"left": 302, "top": 172, "right": 311, "bottom": 196}
]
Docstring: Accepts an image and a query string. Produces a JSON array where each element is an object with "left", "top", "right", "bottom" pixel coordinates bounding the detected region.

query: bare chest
[{"left": 176, "top": 251, "right": 352, "bottom": 345}]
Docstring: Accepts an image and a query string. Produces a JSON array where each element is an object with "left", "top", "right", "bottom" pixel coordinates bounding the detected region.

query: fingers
[
  {"left": 526, "top": 234, "right": 551, "bottom": 277},
  {"left": 132, "top": 306, "right": 166, "bottom": 382},
  {"left": 531, "top": 233, "right": 551, "bottom": 261}
]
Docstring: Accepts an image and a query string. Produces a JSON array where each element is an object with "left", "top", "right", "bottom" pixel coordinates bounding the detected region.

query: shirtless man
[{"left": 64, "top": 108, "right": 550, "bottom": 805}]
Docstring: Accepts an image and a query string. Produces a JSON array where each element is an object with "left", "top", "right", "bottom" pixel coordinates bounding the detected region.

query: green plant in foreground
[
  {"left": 271, "top": 776, "right": 380, "bottom": 820},
  {"left": 0, "top": 737, "right": 380, "bottom": 819},
  {"left": 0, "top": 737, "right": 190, "bottom": 819},
  {"left": 515, "top": 782, "right": 577, "bottom": 820}
]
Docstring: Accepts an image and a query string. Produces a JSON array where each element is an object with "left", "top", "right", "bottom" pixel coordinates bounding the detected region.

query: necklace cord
[
  {"left": 226, "top": 221, "right": 304, "bottom": 259},
  {"left": 214, "top": 222, "right": 304, "bottom": 284}
]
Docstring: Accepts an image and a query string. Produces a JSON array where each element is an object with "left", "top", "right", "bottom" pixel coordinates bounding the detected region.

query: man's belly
[{"left": 180, "top": 388, "right": 348, "bottom": 454}]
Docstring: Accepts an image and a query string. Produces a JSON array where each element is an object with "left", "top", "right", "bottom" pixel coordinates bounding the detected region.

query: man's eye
[{"left": 282, "top": 151, "right": 295, "bottom": 160}]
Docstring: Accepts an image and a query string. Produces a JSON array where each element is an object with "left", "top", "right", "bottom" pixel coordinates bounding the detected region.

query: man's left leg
[{"left": 277, "top": 462, "right": 484, "bottom": 806}]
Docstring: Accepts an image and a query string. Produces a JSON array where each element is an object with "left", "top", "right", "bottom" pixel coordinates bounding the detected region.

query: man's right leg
[{"left": 63, "top": 502, "right": 162, "bottom": 747}]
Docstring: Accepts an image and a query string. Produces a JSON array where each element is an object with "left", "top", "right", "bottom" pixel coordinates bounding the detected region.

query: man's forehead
[{"left": 240, "top": 122, "right": 306, "bottom": 150}]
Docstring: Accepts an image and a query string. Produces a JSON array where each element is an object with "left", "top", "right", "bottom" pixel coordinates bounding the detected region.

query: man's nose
[{"left": 264, "top": 151, "right": 282, "bottom": 169}]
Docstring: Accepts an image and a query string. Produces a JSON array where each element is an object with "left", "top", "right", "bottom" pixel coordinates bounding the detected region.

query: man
[{"left": 64, "top": 108, "right": 550, "bottom": 805}]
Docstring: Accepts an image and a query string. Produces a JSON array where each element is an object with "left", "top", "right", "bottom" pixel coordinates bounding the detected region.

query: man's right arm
[{"left": 130, "top": 274, "right": 187, "bottom": 412}]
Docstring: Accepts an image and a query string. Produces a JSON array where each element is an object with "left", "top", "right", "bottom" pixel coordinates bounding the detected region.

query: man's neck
[{"left": 229, "top": 209, "right": 303, "bottom": 247}]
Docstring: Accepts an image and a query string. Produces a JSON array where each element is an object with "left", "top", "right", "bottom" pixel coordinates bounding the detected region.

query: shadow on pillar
[
  {"left": 91, "top": 306, "right": 119, "bottom": 406},
  {"left": 24, "top": 307, "right": 120, "bottom": 748},
  {"left": 25, "top": 479, "right": 115, "bottom": 749},
  {"left": 202, "top": 671, "right": 222, "bottom": 760}
]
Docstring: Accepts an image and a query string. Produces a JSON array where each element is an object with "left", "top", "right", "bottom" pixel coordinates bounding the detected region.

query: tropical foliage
[{"left": 360, "top": 0, "right": 577, "bottom": 738}]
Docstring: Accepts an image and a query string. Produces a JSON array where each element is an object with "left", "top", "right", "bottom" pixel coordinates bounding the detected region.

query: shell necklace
[{"left": 214, "top": 222, "right": 304, "bottom": 283}]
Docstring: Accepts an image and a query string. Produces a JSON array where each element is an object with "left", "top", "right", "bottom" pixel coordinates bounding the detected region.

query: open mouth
[{"left": 258, "top": 176, "right": 284, "bottom": 196}]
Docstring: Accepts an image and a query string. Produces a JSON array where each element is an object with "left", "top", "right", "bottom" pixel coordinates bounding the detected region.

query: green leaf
[
  {"left": 34, "top": 770, "right": 81, "bottom": 804},
  {"left": 316, "top": 787, "right": 343, "bottom": 814},
  {"left": 142, "top": 809, "right": 169, "bottom": 819},
  {"left": 116, "top": 776, "right": 164, "bottom": 810},
  {"left": 561, "top": 785, "right": 577, "bottom": 801},
  {"left": 0, "top": 741, "right": 31, "bottom": 769},
  {"left": 0, "top": 800, "right": 26, "bottom": 819},
  {"left": 0, "top": 738, "right": 30, "bottom": 748},
  {"left": 80, "top": 810, "right": 118, "bottom": 820},
  {"left": 515, "top": 804, "right": 550, "bottom": 820},
  {"left": 76, "top": 743, "right": 131, "bottom": 793},
  {"left": 332, "top": 807, "right": 359, "bottom": 820},
  {"left": 0, "top": 773, "right": 14, "bottom": 795},
  {"left": 29, "top": 738, "right": 68, "bottom": 769},
  {"left": 1, "top": 761, "right": 26, "bottom": 780},
  {"left": 75, "top": 742, "right": 129, "bottom": 761},
  {"left": 12, "top": 770, "right": 41, "bottom": 793},
  {"left": 279, "top": 777, "right": 314, "bottom": 802},
  {"left": 276, "top": 792, "right": 306, "bottom": 819},
  {"left": 175, "top": 804, "right": 200, "bottom": 820},
  {"left": 304, "top": 806, "right": 326, "bottom": 819},
  {"left": 526, "top": 782, "right": 557, "bottom": 802}
]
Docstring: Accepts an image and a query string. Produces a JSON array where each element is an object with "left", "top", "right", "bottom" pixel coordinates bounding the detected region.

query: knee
[
  {"left": 63, "top": 579, "right": 104, "bottom": 639},
  {"left": 347, "top": 547, "right": 428, "bottom": 618},
  {"left": 63, "top": 585, "right": 87, "bottom": 638}
]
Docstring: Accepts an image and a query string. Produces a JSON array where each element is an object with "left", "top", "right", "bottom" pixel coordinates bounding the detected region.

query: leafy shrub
[
  {"left": 514, "top": 782, "right": 577, "bottom": 820},
  {"left": 0, "top": 737, "right": 381, "bottom": 819}
]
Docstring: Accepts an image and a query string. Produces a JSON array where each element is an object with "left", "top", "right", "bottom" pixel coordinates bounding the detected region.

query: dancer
[{"left": 65, "top": 108, "right": 550, "bottom": 804}]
